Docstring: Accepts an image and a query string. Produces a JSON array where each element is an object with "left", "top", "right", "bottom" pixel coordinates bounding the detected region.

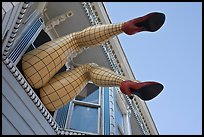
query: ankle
[{"left": 119, "top": 80, "right": 133, "bottom": 96}]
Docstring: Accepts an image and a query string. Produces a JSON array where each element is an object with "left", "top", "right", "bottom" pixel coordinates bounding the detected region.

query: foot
[
  {"left": 120, "top": 80, "right": 164, "bottom": 101},
  {"left": 122, "top": 12, "right": 165, "bottom": 35}
]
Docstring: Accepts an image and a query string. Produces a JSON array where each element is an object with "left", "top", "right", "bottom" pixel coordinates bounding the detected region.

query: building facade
[{"left": 2, "top": 2, "right": 159, "bottom": 135}]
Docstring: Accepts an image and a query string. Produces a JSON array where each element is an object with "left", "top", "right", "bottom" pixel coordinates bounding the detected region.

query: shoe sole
[
  {"left": 130, "top": 83, "right": 164, "bottom": 101},
  {"left": 136, "top": 12, "right": 165, "bottom": 32}
]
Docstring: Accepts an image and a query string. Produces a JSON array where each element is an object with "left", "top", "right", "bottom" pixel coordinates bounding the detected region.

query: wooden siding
[
  {"left": 2, "top": 2, "right": 22, "bottom": 39},
  {"left": 2, "top": 63, "right": 57, "bottom": 135}
]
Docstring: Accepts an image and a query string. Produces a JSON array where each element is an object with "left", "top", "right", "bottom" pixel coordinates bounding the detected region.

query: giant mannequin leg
[
  {"left": 40, "top": 63, "right": 127, "bottom": 111},
  {"left": 40, "top": 62, "right": 163, "bottom": 111}
]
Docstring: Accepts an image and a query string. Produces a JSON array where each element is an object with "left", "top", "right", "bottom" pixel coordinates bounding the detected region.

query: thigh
[{"left": 39, "top": 65, "right": 90, "bottom": 111}]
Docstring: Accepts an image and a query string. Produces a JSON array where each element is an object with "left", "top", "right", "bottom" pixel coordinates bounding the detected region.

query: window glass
[
  {"left": 70, "top": 105, "right": 98, "bottom": 133},
  {"left": 33, "top": 29, "right": 51, "bottom": 48},
  {"left": 103, "top": 87, "right": 110, "bottom": 135},
  {"left": 75, "top": 83, "right": 99, "bottom": 104}
]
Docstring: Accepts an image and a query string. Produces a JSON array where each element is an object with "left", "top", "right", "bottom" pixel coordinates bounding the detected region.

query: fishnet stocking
[
  {"left": 40, "top": 63, "right": 127, "bottom": 111},
  {"left": 74, "top": 23, "right": 123, "bottom": 48}
]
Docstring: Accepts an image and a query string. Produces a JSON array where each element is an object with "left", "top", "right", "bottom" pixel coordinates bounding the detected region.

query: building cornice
[{"left": 2, "top": 2, "right": 29, "bottom": 58}]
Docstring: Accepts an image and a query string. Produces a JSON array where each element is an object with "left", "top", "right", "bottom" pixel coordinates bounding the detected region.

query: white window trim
[{"left": 115, "top": 90, "right": 132, "bottom": 135}]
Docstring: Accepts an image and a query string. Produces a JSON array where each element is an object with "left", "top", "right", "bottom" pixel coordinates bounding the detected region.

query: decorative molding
[
  {"left": 128, "top": 98, "right": 150, "bottom": 135},
  {"left": 2, "top": 2, "right": 29, "bottom": 60},
  {"left": 109, "top": 87, "right": 116, "bottom": 135},
  {"left": 44, "top": 10, "right": 73, "bottom": 32},
  {"left": 58, "top": 128, "right": 98, "bottom": 135},
  {"left": 120, "top": 87, "right": 150, "bottom": 134}
]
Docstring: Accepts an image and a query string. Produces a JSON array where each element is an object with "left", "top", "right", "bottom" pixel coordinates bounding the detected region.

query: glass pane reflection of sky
[{"left": 70, "top": 105, "right": 98, "bottom": 133}]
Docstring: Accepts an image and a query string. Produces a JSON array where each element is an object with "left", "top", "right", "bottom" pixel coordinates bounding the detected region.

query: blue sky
[{"left": 104, "top": 2, "right": 202, "bottom": 135}]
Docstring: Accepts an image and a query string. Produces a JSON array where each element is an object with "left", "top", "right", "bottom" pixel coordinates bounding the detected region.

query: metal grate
[
  {"left": 8, "top": 18, "right": 44, "bottom": 63},
  {"left": 55, "top": 103, "right": 70, "bottom": 128}
]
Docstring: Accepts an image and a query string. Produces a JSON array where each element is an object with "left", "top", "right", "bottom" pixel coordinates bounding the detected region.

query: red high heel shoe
[
  {"left": 120, "top": 80, "right": 164, "bottom": 101},
  {"left": 122, "top": 12, "right": 165, "bottom": 35}
]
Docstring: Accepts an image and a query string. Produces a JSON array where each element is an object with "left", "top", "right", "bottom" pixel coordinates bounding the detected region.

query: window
[
  {"left": 55, "top": 83, "right": 101, "bottom": 134},
  {"left": 69, "top": 83, "right": 100, "bottom": 134},
  {"left": 70, "top": 105, "right": 98, "bottom": 133},
  {"left": 54, "top": 86, "right": 132, "bottom": 135}
]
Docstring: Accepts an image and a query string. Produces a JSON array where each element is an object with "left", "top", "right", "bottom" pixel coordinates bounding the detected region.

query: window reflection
[
  {"left": 70, "top": 105, "right": 98, "bottom": 133},
  {"left": 75, "top": 83, "right": 99, "bottom": 104}
]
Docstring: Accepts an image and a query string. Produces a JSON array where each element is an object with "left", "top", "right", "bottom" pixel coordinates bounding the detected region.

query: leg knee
[
  {"left": 87, "top": 63, "right": 99, "bottom": 67},
  {"left": 82, "top": 63, "right": 99, "bottom": 71}
]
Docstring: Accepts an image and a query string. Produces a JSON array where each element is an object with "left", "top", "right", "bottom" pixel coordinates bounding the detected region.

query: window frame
[{"left": 60, "top": 82, "right": 102, "bottom": 135}]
